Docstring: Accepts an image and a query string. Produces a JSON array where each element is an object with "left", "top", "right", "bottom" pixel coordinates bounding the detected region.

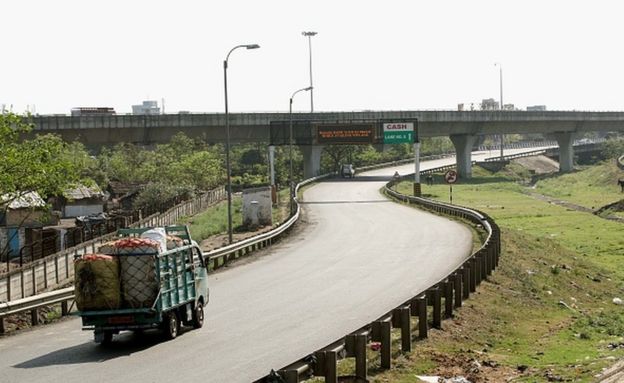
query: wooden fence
[{"left": 0, "top": 187, "right": 225, "bottom": 302}]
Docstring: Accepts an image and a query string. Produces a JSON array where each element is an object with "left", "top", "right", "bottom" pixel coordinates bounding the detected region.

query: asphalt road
[{"left": 0, "top": 149, "right": 541, "bottom": 383}]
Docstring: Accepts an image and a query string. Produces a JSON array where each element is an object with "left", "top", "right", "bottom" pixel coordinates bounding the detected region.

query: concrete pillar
[
  {"left": 301, "top": 145, "right": 323, "bottom": 179},
  {"left": 268, "top": 145, "right": 275, "bottom": 186},
  {"left": 553, "top": 132, "right": 575, "bottom": 172},
  {"left": 450, "top": 134, "right": 477, "bottom": 179}
]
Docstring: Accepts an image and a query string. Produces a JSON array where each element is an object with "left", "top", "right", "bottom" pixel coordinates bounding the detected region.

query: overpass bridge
[{"left": 27, "top": 110, "right": 624, "bottom": 178}]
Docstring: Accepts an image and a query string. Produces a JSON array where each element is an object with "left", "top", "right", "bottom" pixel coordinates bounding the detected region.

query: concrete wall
[{"left": 242, "top": 186, "right": 273, "bottom": 229}]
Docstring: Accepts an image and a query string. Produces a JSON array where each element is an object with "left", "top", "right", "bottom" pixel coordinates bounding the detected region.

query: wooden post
[
  {"left": 354, "top": 334, "right": 367, "bottom": 379},
  {"left": 444, "top": 280, "right": 454, "bottom": 318},
  {"left": 454, "top": 272, "right": 463, "bottom": 308},
  {"left": 31, "top": 308, "right": 39, "bottom": 327},
  {"left": 431, "top": 288, "right": 442, "bottom": 329},
  {"left": 417, "top": 296, "right": 428, "bottom": 339},
  {"left": 380, "top": 321, "right": 391, "bottom": 369},
  {"left": 281, "top": 370, "right": 299, "bottom": 383},
  {"left": 463, "top": 265, "right": 471, "bottom": 299},
  {"left": 400, "top": 307, "right": 411, "bottom": 352},
  {"left": 470, "top": 257, "right": 481, "bottom": 291},
  {"left": 325, "top": 351, "right": 337, "bottom": 383}
]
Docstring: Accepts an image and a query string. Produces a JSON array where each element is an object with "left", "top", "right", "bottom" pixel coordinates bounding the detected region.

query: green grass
[
  {"left": 178, "top": 188, "right": 292, "bottom": 243},
  {"left": 178, "top": 197, "right": 242, "bottom": 242},
  {"left": 533, "top": 160, "right": 624, "bottom": 209},
  {"left": 369, "top": 164, "right": 624, "bottom": 382}
]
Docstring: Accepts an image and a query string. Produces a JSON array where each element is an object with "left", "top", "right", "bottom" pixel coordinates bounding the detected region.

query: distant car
[{"left": 341, "top": 164, "right": 355, "bottom": 178}]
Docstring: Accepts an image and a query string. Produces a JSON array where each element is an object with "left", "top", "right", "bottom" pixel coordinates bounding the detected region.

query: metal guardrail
[
  {"left": 0, "top": 287, "right": 74, "bottom": 333},
  {"left": 255, "top": 165, "right": 501, "bottom": 383},
  {"left": 0, "top": 176, "right": 330, "bottom": 334},
  {"left": 204, "top": 173, "right": 333, "bottom": 270}
]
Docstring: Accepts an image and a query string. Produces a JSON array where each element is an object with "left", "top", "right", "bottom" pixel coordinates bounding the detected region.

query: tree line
[{"left": 1, "top": 112, "right": 458, "bottom": 212}]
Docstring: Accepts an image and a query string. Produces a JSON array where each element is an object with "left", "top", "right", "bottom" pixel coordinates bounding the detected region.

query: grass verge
[{"left": 353, "top": 163, "right": 624, "bottom": 382}]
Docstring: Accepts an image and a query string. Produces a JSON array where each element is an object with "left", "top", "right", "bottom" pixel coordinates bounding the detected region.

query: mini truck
[{"left": 75, "top": 225, "right": 209, "bottom": 344}]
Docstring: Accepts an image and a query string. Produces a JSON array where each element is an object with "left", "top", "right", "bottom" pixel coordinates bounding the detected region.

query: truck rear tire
[
  {"left": 164, "top": 312, "right": 179, "bottom": 340},
  {"left": 95, "top": 330, "right": 113, "bottom": 345},
  {"left": 192, "top": 302, "right": 204, "bottom": 329}
]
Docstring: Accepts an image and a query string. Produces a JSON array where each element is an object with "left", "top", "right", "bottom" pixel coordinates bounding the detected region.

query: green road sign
[{"left": 383, "top": 122, "right": 415, "bottom": 144}]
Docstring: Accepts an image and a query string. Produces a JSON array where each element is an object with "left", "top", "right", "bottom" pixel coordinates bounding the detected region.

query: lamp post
[
  {"left": 223, "top": 43, "right": 260, "bottom": 244},
  {"left": 495, "top": 62, "right": 504, "bottom": 160},
  {"left": 289, "top": 86, "right": 313, "bottom": 215},
  {"left": 301, "top": 31, "right": 317, "bottom": 112}
]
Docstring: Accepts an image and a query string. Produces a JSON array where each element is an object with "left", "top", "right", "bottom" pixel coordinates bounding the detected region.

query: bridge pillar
[
  {"left": 301, "top": 145, "right": 323, "bottom": 179},
  {"left": 553, "top": 132, "right": 575, "bottom": 172},
  {"left": 450, "top": 134, "right": 477, "bottom": 179}
]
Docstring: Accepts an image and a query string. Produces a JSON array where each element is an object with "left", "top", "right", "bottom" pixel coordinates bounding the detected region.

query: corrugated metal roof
[
  {"left": 63, "top": 184, "right": 105, "bottom": 200},
  {"left": 1, "top": 191, "right": 46, "bottom": 209}
]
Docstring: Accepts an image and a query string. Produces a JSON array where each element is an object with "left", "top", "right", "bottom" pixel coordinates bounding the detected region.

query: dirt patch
[{"left": 513, "top": 155, "right": 559, "bottom": 175}]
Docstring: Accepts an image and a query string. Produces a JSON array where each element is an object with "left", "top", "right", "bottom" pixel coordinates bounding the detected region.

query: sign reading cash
[{"left": 383, "top": 122, "right": 415, "bottom": 144}]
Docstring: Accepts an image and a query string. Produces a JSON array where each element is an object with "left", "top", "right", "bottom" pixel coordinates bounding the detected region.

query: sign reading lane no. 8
[
  {"left": 383, "top": 122, "right": 414, "bottom": 144},
  {"left": 317, "top": 124, "right": 375, "bottom": 144}
]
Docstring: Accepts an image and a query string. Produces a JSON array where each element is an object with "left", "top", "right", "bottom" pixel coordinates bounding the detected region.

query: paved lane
[{"left": 0, "top": 150, "right": 543, "bottom": 382}]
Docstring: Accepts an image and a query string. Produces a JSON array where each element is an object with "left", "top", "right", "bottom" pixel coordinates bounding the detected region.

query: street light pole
[
  {"left": 495, "top": 62, "right": 504, "bottom": 160},
  {"left": 302, "top": 31, "right": 317, "bottom": 112},
  {"left": 289, "top": 86, "right": 313, "bottom": 215},
  {"left": 223, "top": 43, "right": 260, "bottom": 244}
]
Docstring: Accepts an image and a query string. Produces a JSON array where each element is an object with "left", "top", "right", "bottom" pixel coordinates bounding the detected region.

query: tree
[
  {"left": 0, "top": 112, "right": 89, "bottom": 258},
  {"left": 0, "top": 113, "right": 87, "bottom": 202}
]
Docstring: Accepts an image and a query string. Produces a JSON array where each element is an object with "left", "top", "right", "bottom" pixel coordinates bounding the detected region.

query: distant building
[
  {"left": 71, "top": 107, "right": 116, "bottom": 116},
  {"left": 132, "top": 100, "right": 161, "bottom": 115},
  {"left": 481, "top": 98, "right": 499, "bottom": 110},
  {"left": 527, "top": 105, "right": 547, "bottom": 111},
  {"left": 502, "top": 104, "right": 516, "bottom": 111}
]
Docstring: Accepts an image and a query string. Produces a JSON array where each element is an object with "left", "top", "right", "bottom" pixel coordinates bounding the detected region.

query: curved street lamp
[
  {"left": 289, "top": 86, "right": 313, "bottom": 215},
  {"left": 223, "top": 43, "right": 260, "bottom": 244},
  {"left": 495, "top": 62, "right": 504, "bottom": 160},
  {"left": 301, "top": 31, "right": 317, "bottom": 112}
]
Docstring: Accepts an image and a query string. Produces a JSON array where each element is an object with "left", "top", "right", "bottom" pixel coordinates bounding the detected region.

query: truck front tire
[{"left": 192, "top": 302, "right": 204, "bottom": 329}]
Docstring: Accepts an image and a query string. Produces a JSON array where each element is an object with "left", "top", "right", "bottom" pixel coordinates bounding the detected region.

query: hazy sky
[{"left": 2, "top": 0, "right": 623, "bottom": 114}]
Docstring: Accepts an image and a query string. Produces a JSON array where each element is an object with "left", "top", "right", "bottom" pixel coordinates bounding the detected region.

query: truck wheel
[
  {"left": 95, "top": 330, "right": 113, "bottom": 345},
  {"left": 164, "top": 312, "right": 179, "bottom": 340},
  {"left": 192, "top": 302, "right": 204, "bottom": 329}
]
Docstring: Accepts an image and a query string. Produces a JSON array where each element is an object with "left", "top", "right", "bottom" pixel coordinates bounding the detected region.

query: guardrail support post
[
  {"left": 427, "top": 288, "right": 442, "bottom": 329},
  {"left": 444, "top": 281, "right": 454, "bottom": 318},
  {"left": 346, "top": 333, "right": 368, "bottom": 379},
  {"left": 473, "top": 257, "right": 481, "bottom": 287},
  {"left": 380, "top": 320, "right": 391, "bottom": 369},
  {"left": 417, "top": 295, "right": 428, "bottom": 339},
  {"left": 0, "top": 317, "right": 5, "bottom": 333},
  {"left": 489, "top": 245, "right": 496, "bottom": 273},
  {"left": 481, "top": 251, "right": 488, "bottom": 278},
  {"left": 61, "top": 300, "right": 69, "bottom": 316},
  {"left": 454, "top": 272, "right": 463, "bottom": 308},
  {"left": 30, "top": 308, "right": 38, "bottom": 327},
  {"left": 393, "top": 307, "right": 412, "bottom": 352},
  {"left": 314, "top": 350, "right": 337, "bottom": 383},
  {"left": 280, "top": 370, "right": 299, "bottom": 383},
  {"left": 325, "top": 351, "right": 337, "bottom": 383},
  {"left": 462, "top": 265, "right": 471, "bottom": 299},
  {"left": 355, "top": 334, "right": 367, "bottom": 379}
]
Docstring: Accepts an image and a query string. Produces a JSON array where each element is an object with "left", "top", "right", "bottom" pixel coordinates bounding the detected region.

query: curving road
[{"left": 0, "top": 148, "right": 542, "bottom": 382}]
